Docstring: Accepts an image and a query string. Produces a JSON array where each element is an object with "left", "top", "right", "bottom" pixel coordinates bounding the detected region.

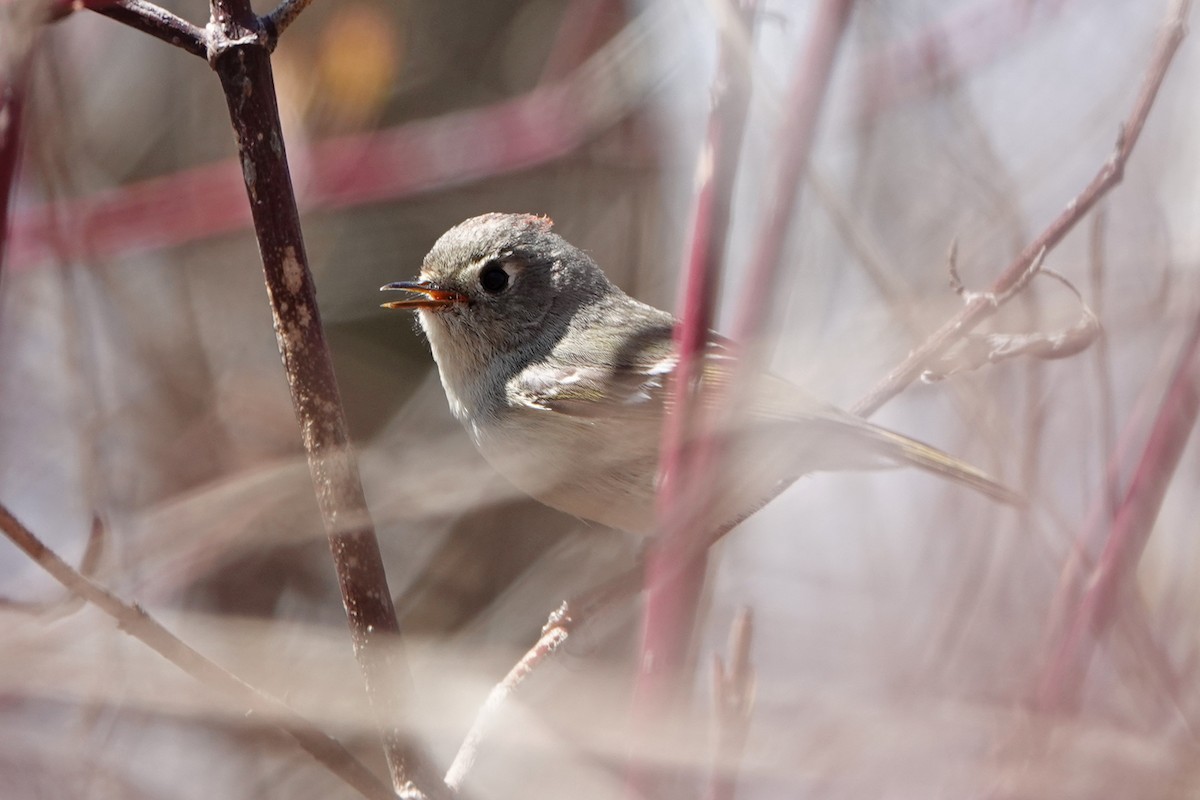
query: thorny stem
[
  {"left": 851, "top": 0, "right": 1191, "bottom": 418},
  {"left": 0, "top": 503, "right": 396, "bottom": 800},
  {"left": 206, "top": 2, "right": 441, "bottom": 796}
]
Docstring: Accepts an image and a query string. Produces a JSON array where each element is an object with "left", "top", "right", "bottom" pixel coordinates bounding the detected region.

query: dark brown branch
[
  {"left": 206, "top": 2, "right": 442, "bottom": 796},
  {"left": 0, "top": 502, "right": 395, "bottom": 800},
  {"left": 93, "top": 0, "right": 208, "bottom": 59},
  {"left": 851, "top": 0, "right": 1190, "bottom": 418},
  {"left": 263, "top": 0, "right": 316, "bottom": 44}
]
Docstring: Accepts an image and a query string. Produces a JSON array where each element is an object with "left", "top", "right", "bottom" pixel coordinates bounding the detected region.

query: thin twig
[
  {"left": 852, "top": 0, "right": 1191, "bottom": 418},
  {"left": 93, "top": 0, "right": 207, "bottom": 59},
  {"left": 1, "top": 514, "right": 107, "bottom": 618},
  {"left": 1088, "top": 207, "right": 1119, "bottom": 520},
  {"left": 0, "top": 502, "right": 395, "bottom": 800},
  {"left": 207, "top": 4, "right": 442, "bottom": 796},
  {"left": 707, "top": 609, "right": 755, "bottom": 800},
  {"left": 263, "top": 0, "right": 316, "bottom": 43},
  {"left": 444, "top": 607, "right": 572, "bottom": 792}
]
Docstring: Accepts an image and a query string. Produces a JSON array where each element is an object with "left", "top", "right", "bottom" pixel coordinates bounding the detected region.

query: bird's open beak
[{"left": 380, "top": 280, "right": 467, "bottom": 310}]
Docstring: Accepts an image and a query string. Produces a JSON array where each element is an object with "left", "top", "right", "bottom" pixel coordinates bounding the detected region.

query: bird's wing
[
  {"left": 509, "top": 324, "right": 825, "bottom": 422},
  {"left": 509, "top": 325, "right": 1019, "bottom": 504},
  {"left": 508, "top": 324, "right": 682, "bottom": 418}
]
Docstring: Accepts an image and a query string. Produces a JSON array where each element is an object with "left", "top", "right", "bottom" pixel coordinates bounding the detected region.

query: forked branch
[{"left": 852, "top": 0, "right": 1191, "bottom": 418}]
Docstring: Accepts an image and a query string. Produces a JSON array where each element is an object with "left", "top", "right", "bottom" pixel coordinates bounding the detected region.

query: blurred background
[{"left": 1, "top": 0, "right": 1199, "bottom": 798}]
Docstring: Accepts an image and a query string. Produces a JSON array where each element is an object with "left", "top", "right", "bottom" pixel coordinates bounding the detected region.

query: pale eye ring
[{"left": 479, "top": 261, "right": 510, "bottom": 293}]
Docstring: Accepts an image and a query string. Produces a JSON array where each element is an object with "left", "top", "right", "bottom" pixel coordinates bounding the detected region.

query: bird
[{"left": 381, "top": 212, "right": 1016, "bottom": 535}]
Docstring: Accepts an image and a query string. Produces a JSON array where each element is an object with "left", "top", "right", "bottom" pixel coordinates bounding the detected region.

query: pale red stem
[
  {"left": 627, "top": 3, "right": 757, "bottom": 796},
  {"left": 0, "top": 52, "right": 30, "bottom": 278},
  {"left": 731, "top": 0, "right": 856, "bottom": 345},
  {"left": 1036, "top": 313, "right": 1200, "bottom": 713}
]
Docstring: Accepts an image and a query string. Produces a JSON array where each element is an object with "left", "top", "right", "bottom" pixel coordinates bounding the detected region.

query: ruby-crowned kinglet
[{"left": 382, "top": 213, "right": 1016, "bottom": 534}]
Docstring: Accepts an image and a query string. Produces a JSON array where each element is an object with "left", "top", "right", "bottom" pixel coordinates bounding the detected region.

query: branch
[
  {"left": 91, "top": 0, "right": 208, "bottom": 59},
  {"left": 263, "top": 0, "right": 316, "bottom": 43},
  {"left": 9, "top": 8, "right": 666, "bottom": 272},
  {"left": 627, "top": 1, "right": 757, "bottom": 794},
  {"left": 0, "top": 46, "right": 31, "bottom": 279},
  {"left": 1035, "top": 309, "right": 1200, "bottom": 713},
  {"left": 0, "top": 502, "right": 395, "bottom": 800},
  {"left": 851, "top": 0, "right": 1191, "bottom": 418},
  {"left": 731, "top": 0, "right": 856, "bottom": 345},
  {"left": 207, "top": 3, "right": 443, "bottom": 796},
  {"left": 444, "top": 607, "right": 572, "bottom": 792},
  {"left": 707, "top": 609, "right": 756, "bottom": 800}
]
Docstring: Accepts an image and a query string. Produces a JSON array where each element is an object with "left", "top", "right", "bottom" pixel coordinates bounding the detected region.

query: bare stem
[
  {"left": 93, "top": 0, "right": 207, "bottom": 59},
  {"left": 0, "top": 49, "right": 31, "bottom": 277},
  {"left": 1035, "top": 308, "right": 1200, "bottom": 713},
  {"left": 707, "top": 609, "right": 756, "bottom": 800},
  {"left": 731, "top": 0, "right": 856, "bottom": 345},
  {"left": 206, "top": 2, "right": 441, "bottom": 795},
  {"left": 264, "top": 0, "right": 317, "bottom": 42},
  {"left": 851, "top": 0, "right": 1191, "bottom": 418},
  {"left": 627, "top": 1, "right": 757, "bottom": 795},
  {"left": 0, "top": 503, "right": 395, "bottom": 800},
  {"left": 444, "top": 609, "right": 572, "bottom": 792}
]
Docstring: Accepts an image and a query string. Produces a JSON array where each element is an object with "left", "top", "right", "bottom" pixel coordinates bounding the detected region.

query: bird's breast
[{"left": 468, "top": 405, "right": 662, "bottom": 534}]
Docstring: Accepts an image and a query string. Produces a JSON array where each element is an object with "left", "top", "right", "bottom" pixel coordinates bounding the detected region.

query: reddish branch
[
  {"left": 205, "top": 2, "right": 440, "bottom": 795},
  {"left": 0, "top": 51, "right": 30, "bottom": 278},
  {"left": 852, "top": 0, "right": 1191, "bottom": 418},
  {"left": 626, "top": 2, "right": 757, "bottom": 796},
  {"left": 1035, "top": 312, "right": 1200, "bottom": 713},
  {"left": 0, "top": 503, "right": 395, "bottom": 800},
  {"left": 731, "top": 0, "right": 856, "bottom": 344},
  {"left": 7, "top": 20, "right": 658, "bottom": 273}
]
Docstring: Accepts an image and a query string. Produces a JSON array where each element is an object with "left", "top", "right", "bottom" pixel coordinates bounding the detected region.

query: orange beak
[{"left": 380, "top": 280, "right": 468, "bottom": 310}]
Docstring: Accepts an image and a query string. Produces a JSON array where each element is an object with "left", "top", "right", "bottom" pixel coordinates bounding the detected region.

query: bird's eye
[{"left": 479, "top": 261, "right": 510, "bottom": 294}]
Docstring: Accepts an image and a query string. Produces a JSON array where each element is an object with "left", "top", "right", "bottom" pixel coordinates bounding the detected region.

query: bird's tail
[{"left": 837, "top": 417, "right": 1022, "bottom": 506}]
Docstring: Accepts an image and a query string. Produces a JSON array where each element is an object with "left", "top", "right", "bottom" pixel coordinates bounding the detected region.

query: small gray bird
[{"left": 382, "top": 213, "right": 1015, "bottom": 535}]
